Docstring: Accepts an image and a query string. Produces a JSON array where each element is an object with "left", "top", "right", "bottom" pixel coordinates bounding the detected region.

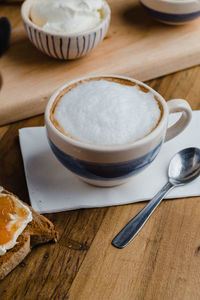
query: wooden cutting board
[{"left": 1, "top": 0, "right": 200, "bottom": 126}]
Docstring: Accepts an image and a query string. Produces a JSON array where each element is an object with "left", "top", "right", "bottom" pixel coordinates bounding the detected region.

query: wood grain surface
[
  {"left": 1, "top": 4, "right": 200, "bottom": 300},
  {"left": 1, "top": 0, "right": 200, "bottom": 125}
]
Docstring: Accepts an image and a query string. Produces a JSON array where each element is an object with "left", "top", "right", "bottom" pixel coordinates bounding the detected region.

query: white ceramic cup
[
  {"left": 140, "top": 0, "right": 200, "bottom": 25},
  {"left": 45, "top": 75, "right": 192, "bottom": 187}
]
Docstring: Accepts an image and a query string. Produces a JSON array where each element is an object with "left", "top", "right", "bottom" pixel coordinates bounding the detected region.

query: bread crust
[{"left": 0, "top": 188, "right": 58, "bottom": 280}]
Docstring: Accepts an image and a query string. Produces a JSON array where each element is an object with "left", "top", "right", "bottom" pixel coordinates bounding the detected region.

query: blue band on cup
[
  {"left": 48, "top": 138, "right": 163, "bottom": 181},
  {"left": 140, "top": 2, "right": 200, "bottom": 23}
]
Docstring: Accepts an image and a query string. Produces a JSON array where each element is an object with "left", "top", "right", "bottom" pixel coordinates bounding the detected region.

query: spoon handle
[{"left": 112, "top": 181, "right": 174, "bottom": 249}]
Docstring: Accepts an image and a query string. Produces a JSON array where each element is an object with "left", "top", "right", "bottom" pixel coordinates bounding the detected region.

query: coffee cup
[{"left": 45, "top": 75, "right": 192, "bottom": 187}]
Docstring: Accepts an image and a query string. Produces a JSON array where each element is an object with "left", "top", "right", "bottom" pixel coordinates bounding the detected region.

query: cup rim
[
  {"left": 45, "top": 75, "right": 168, "bottom": 153},
  {"left": 21, "top": 0, "right": 111, "bottom": 38}
]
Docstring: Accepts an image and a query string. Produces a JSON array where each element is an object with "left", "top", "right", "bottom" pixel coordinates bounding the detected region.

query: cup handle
[{"left": 165, "top": 99, "right": 192, "bottom": 142}]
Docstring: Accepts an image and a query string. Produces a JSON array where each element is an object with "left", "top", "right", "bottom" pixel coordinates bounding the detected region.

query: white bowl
[
  {"left": 21, "top": 0, "right": 111, "bottom": 59},
  {"left": 140, "top": 0, "right": 200, "bottom": 24}
]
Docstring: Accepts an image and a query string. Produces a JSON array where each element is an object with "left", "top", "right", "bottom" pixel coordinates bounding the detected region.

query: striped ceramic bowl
[
  {"left": 21, "top": 0, "right": 111, "bottom": 60},
  {"left": 140, "top": 0, "right": 200, "bottom": 25}
]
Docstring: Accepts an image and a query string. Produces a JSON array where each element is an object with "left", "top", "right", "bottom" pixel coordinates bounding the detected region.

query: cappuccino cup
[{"left": 45, "top": 75, "right": 192, "bottom": 187}]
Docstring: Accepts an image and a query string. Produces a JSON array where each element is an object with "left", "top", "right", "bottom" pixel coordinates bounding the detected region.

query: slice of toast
[{"left": 0, "top": 188, "right": 58, "bottom": 280}]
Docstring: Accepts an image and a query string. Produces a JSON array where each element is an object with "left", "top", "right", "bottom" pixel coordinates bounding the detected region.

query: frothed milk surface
[{"left": 53, "top": 80, "right": 161, "bottom": 145}]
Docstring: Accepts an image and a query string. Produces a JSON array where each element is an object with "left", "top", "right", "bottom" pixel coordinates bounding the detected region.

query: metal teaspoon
[{"left": 112, "top": 147, "right": 200, "bottom": 249}]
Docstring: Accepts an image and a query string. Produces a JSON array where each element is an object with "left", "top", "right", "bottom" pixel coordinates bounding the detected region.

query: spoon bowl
[{"left": 169, "top": 147, "right": 200, "bottom": 185}]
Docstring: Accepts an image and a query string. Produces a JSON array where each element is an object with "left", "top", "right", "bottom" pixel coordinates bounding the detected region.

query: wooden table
[{"left": 1, "top": 4, "right": 200, "bottom": 300}]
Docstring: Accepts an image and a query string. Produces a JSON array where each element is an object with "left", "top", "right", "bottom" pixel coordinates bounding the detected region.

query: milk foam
[{"left": 54, "top": 80, "right": 161, "bottom": 145}]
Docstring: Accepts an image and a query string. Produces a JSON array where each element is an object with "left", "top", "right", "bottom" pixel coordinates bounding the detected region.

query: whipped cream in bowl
[
  {"left": 21, "top": 0, "right": 111, "bottom": 59},
  {"left": 30, "top": 0, "right": 105, "bottom": 35}
]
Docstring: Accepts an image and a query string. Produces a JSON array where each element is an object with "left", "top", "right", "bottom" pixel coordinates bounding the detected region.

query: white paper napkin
[{"left": 19, "top": 111, "right": 200, "bottom": 214}]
